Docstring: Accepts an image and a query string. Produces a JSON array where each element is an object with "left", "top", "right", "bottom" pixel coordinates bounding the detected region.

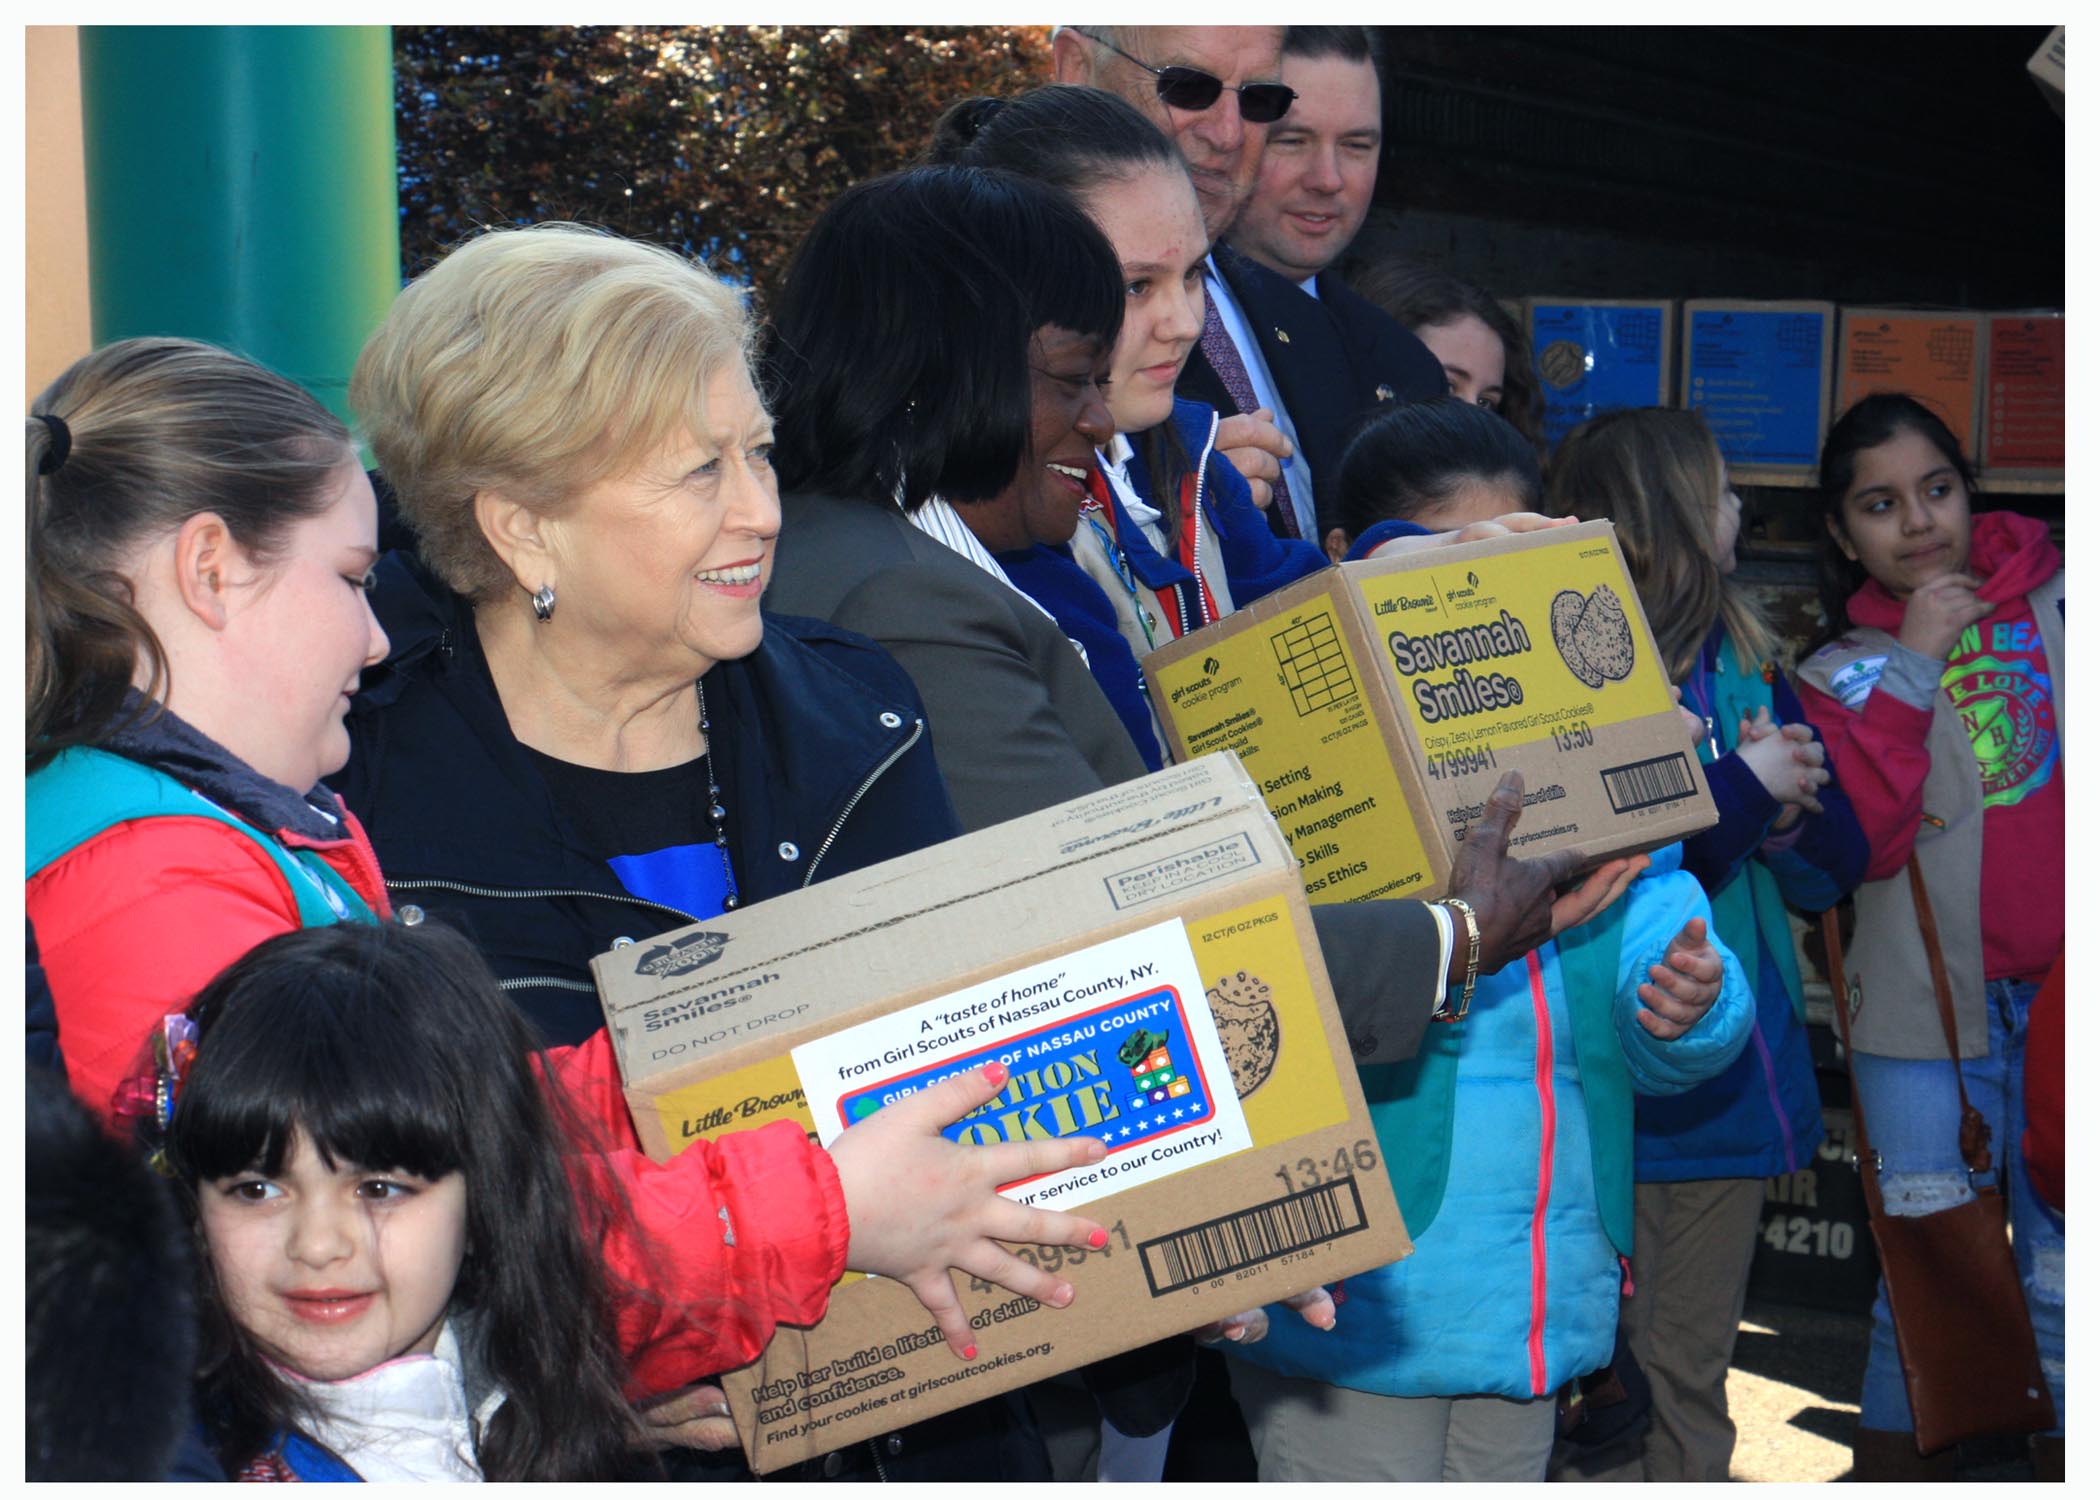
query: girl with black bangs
[
  {"left": 33, "top": 316, "right": 1112, "bottom": 1484},
  {"left": 155, "top": 921, "right": 654, "bottom": 1481}
]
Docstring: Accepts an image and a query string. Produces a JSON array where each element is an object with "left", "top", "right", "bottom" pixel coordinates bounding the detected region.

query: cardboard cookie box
[
  {"left": 1525, "top": 297, "right": 1675, "bottom": 446},
  {"left": 1835, "top": 307, "right": 1984, "bottom": 459},
  {"left": 1681, "top": 298, "right": 1836, "bottom": 484},
  {"left": 1142, "top": 520, "right": 1715, "bottom": 904},
  {"left": 595, "top": 754, "right": 1410, "bottom": 1474},
  {"left": 1980, "top": 311, "right": 2064, "bottom": 482}
]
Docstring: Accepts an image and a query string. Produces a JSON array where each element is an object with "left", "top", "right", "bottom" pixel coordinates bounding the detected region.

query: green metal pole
[{"left": 78, "top": 26, "right": 399, "bottom": 426}]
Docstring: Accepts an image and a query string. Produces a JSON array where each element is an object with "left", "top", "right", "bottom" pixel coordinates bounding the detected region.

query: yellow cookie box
[{"left": 1144, "top": 519, "right": 1716, "bottom": 898}]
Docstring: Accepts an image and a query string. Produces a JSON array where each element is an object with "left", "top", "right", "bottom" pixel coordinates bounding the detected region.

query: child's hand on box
[
  {"left": 830, "top": 1061, "right": 1110, "bottom": 1359},
  {"left": 1193, "top": 1285, "right": 1337, "bottom": 1346}
]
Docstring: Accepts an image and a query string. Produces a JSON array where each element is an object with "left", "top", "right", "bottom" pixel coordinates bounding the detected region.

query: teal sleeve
[{"left": 1612, "top": 868, "right": 1754, "bottom": 1096}]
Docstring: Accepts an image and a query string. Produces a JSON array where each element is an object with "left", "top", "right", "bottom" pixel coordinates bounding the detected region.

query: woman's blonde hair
[
  {"left": 28, "top": 338, "right": 353, "bottom": 770},
  {"left": 1547, "top": 407, "right": 1776, "bottom": 683},
  {"left": 351, "top": 223, "right": 754, "bottom": 602}
]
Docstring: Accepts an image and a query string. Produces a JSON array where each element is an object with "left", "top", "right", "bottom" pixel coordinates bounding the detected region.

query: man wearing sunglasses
[
  {"left": 1052, "top": 25, "right": 1433, "bottom": 544},
  {"left": 1051, "top": 25, "right": 1293, "bottom": 235}
]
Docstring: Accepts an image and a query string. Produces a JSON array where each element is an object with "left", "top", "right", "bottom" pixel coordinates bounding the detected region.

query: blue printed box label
[
  {"left": 1532, "top": 304, "right": 1667, "bottom": 444},
  {"left": 1686, "top": 308, "right": 1828, "bottom": 467},
  {"left": 793, "top": 920, "right": 1251, "bottom": 1210}
]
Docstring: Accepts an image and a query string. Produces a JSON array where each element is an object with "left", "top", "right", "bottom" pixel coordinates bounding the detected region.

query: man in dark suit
[
  {"left": 1054, "top": 25, "right": 1443, "bottom": 541},
  {"left": 1226, "top": 26, "right": 1449, "bottom": 423}
]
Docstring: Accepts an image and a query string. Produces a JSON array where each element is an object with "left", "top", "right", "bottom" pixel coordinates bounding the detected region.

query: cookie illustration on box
[
  {"left": 1206, "top": 970, "right": 1280, "bottom": 1098},
  {"left": 1551, "top": 584, "right": 1636, "bottom": 690},
  {"left": 1550, "top": 590, "right": 1593, "bottom": 684}
]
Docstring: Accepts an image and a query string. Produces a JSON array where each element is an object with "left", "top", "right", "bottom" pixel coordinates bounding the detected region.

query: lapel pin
[
  {"left": 1375, "top": 383, "right": 1395, "bottom": 401},
  {"left": 1275, "top": 327, "right": 1291, "bottom": 344}
]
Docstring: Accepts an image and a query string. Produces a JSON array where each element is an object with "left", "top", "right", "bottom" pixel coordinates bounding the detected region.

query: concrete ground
[
  {"left": 1162, "top": 1295, "right": 2044, "bottom": 1482},
  {"left": 1723, "top": 1297, "right": 1864, "bottom": 1481},
  {"left": 1562, "top": 1295, "right": 2041, "bottom": 1483}
]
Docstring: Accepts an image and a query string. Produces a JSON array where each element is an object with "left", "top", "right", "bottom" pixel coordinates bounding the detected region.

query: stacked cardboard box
[
  {"left": 1144, "top": 521, "right": 1716, "bottom": 903},
  {"left": 1681, "top": 299, "right": 1836, "bottom": 483},
  {"left": 1527, "top": 297, "right": 1675, "bottom": 444},
  {"left": 1835, "top": 308, "right": 1985, "bottom": 458},
  {"left": 1980, "top": 312, "right": 2064, "bottom": 484}
]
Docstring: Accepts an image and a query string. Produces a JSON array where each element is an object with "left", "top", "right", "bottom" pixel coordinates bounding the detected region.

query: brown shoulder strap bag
[{"left": 1820, "top": 859, "right": 2055, "bottom": 1455}]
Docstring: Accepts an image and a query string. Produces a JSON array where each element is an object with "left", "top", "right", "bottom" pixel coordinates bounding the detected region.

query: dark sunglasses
[{"left": 1075, "top": 30, "right": 1297, "bottom": 125}]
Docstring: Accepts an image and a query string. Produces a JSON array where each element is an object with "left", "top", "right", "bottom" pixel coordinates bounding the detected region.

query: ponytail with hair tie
[
  {"left": 958, "top": 95, "right": 1005, "bottom": 141},
  {"left": 26, "top": 337, "right": 354, "bottom": 771},
  {"left": 34, "top": 413, "right": 71, "bottom": 474}
]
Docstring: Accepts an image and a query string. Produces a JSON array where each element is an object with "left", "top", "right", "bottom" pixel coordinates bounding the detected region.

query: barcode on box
[
  {"left": 1140, "top": 1179, "right": 1367, "bottom": 1296},
  {"left": 1601, "top": 752, "right": 1698, "bottom": 813}
]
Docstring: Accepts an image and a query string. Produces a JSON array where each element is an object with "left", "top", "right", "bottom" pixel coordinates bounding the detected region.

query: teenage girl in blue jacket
[{"left": 927, "top": 86, "right": 1329, "bottom": 767}]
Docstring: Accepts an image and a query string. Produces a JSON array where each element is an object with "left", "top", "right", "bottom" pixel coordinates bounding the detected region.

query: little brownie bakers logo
[{"left": 634, "top": 930, "right": 730, "bottom": 979}]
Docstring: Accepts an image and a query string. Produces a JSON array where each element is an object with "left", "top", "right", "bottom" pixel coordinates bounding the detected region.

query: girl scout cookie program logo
[{"left": 1550, "top": 585, "right": 1637, "bottom": 690}]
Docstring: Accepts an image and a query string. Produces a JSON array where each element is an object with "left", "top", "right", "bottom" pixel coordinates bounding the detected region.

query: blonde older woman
[
  {"left": 338, "top": 224, "right": 1111, "bottom": 1478},
  {"left": 344, "top": 223, "right": 954, "bottom": 1039}
]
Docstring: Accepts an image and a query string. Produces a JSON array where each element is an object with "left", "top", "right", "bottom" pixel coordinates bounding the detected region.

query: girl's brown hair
[
  {"left": 1547, "top": 407, "right": 1777, "bottom": 683},
  {"left": 28, "top": 338, "right": 353, "bottom": 770},
  {"left": 1347, "top": 260, "right": 1546, "bottom": 455}
]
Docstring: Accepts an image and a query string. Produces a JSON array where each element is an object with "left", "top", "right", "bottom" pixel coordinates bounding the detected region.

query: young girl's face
[
  {"left": 1082, "top": 164, "right": 1210, "bottom": 437},
  {"left": 1418, "top": 314, "right": 1507, "bottom": 413},
  {"left": 1713, "top": 465, "right": 1743, "bottom": 574},
  {"left": 1830, "top": 426, "right": 1973, "bottom": 599},
  {"left": 199, "top": 1130, "right": 467, "bottom": 1383},
  {"left": 217, "top": 455, "right": 389, "bottom": 792}
]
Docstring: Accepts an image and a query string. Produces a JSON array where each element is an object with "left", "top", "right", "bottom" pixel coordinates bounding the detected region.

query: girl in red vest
[{"left": 1794, "top": 394, "right": 2064, "bottom": 1479}]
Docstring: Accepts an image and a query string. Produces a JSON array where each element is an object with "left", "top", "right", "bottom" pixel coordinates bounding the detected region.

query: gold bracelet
[{"left": 1436, "top": 897, "right": 1481, "bottom": 1022}]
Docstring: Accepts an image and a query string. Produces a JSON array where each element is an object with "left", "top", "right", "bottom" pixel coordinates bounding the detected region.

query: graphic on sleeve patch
[
  {"left": 1826, "top": 655, "right": 1886, "bottom": 710},
  {"left": 1941, "top": 654, "right": 2057, "bottom": 808}
]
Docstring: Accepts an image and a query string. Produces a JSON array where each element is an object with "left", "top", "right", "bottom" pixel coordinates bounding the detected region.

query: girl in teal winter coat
[{"left": 1221, "top": 412, "right": 1755, "bottom": 1483}]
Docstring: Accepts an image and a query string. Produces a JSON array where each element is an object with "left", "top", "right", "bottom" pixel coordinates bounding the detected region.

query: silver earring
[{"left": 531, "top": 585, "right": 556, "bottom": 622}]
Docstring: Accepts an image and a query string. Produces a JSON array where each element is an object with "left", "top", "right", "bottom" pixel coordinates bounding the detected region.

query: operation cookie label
[{"left": 792, "top": 920, "right": 1253, "bottom": 1212}]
